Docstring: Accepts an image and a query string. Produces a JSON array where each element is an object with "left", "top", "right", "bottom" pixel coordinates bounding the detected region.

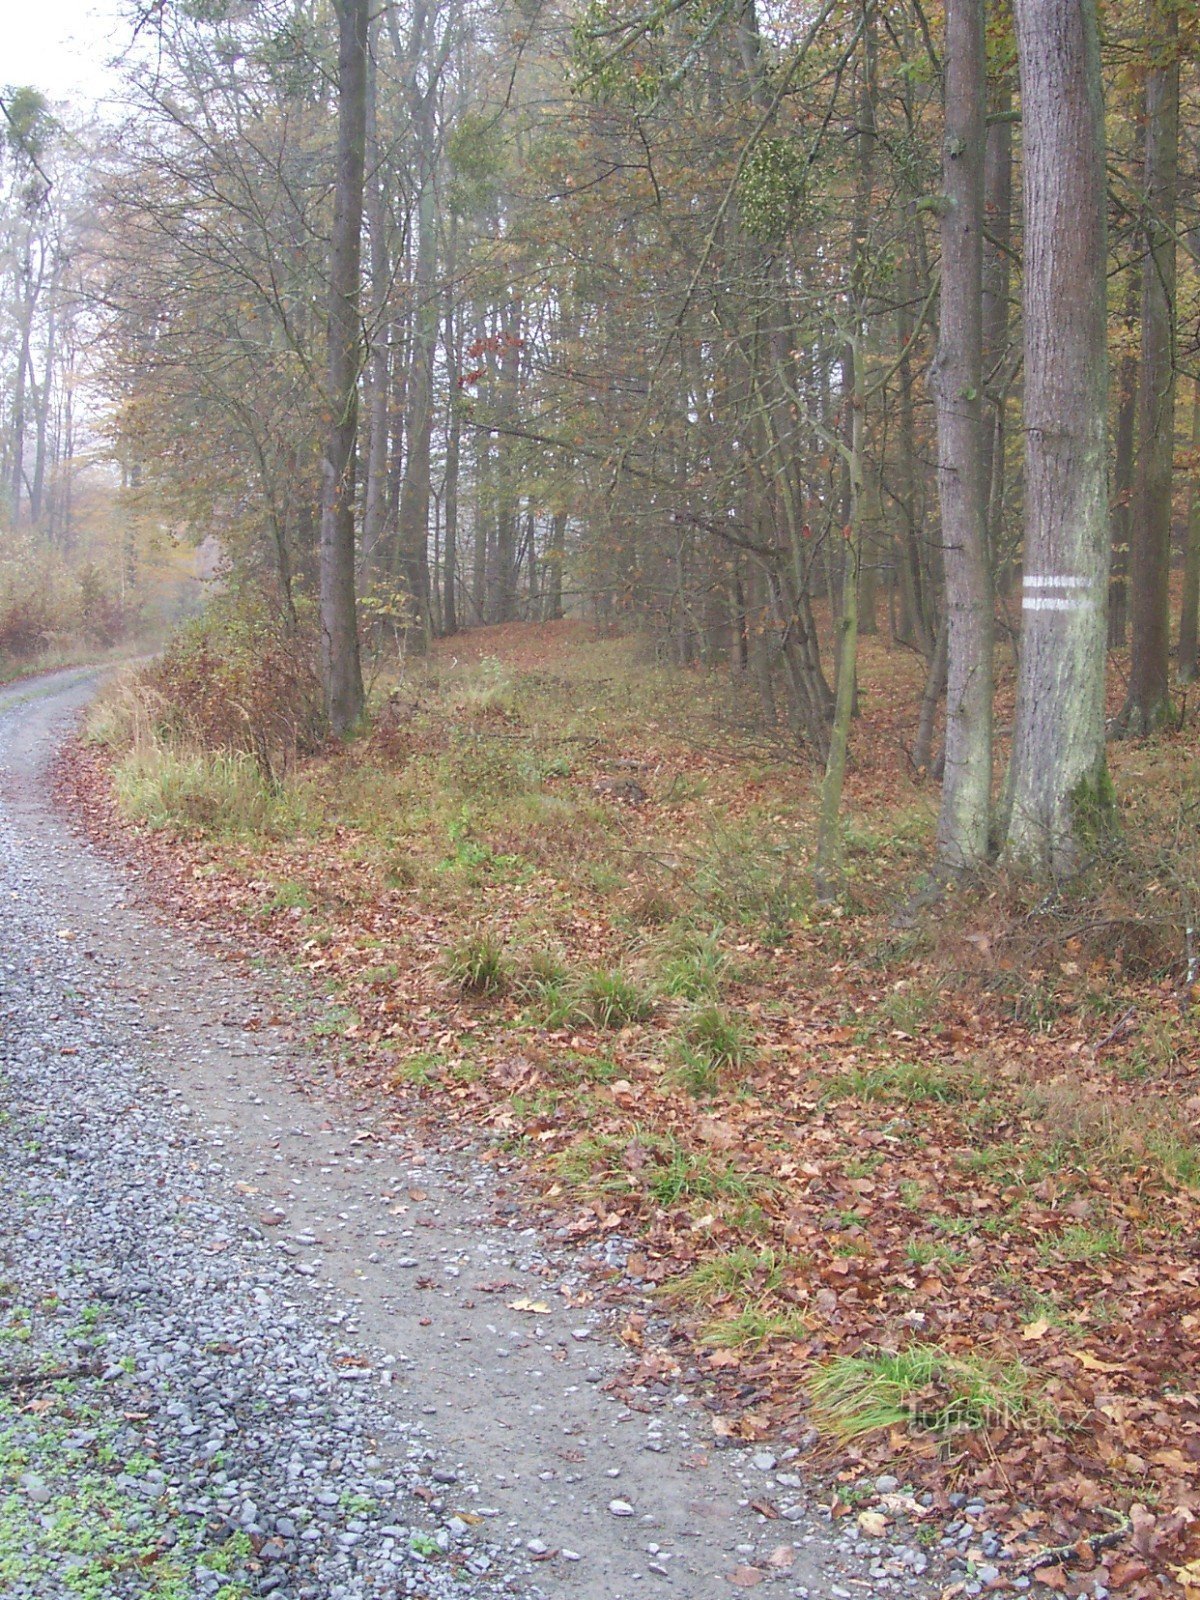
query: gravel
[{"left": 0, "top": 669, "right": 962, "bottom": 1600}]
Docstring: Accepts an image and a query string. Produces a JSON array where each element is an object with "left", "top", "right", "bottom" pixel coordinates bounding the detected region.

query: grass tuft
[{"left": 809, "top": 1343, "right": 1039, "bottom": 1439}]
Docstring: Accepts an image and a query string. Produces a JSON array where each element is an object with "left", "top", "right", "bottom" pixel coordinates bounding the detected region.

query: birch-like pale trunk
[{"left": 1004, "top": 0, "right": 1111, "bottom": 871}]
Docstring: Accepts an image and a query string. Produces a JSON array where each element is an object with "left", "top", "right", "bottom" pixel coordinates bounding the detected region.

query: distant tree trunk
[
  {"left": 1179, "top": 380, "right": 1200, "bottom": 681},
  {"left": 319, "top": 0, "right": 368, "bottom": 736},
  {"left": 1004, "top": 0, "right": 1112, "bottom": 871},
  {"left": 933, "top": 0, "right": 992, "bottom": 873},
  {"left": 851, "top": 5, "right": 879, "bottom": 637},
  {"left": 814, "top": 339, "right": 863, "bottom": 900},
  {"left": 10, "top": 247, "right": 34, "bottom": 528},
  {"left": 361, "top": 33, "right": 390, "bottom": 571},
  {"left": 893, "top": 232, "right": 934, "bottom": 658},
  {"left": 545, "top": 511, "right": 566, "bottom": 621},
  {"left": 1121, "top": 0, "right": 1179, "bottom": 733},
  {"left": 398, "top": 167, "right": 437, "bottom": 640},
  {"left": 981, "top": 47, "right": 1012, "bottom": 576},
  {"left": 442, "top": 291, "right": 461, "bottom": 638},
  {"left": 1108, "top": 273, "right": 1139, "bottom": 648},
  {"left": 494, "top": 298, "right": 522, "bottom": 622}
]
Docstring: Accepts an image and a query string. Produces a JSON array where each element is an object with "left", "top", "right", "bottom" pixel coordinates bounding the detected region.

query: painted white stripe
[
  {"left": 1023, "top": 575, "right": 1092, "bottom": 589},
  {"left": 1022, "top": 596, "right": 1097, "bottom": 611}
]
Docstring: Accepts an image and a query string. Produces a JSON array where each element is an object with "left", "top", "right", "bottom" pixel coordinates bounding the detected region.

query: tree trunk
[
  {"left": 1178, "top": 379, "right": 1200, "bottom": 681},
  {"left": 398, "top": 167, "right": 437, "bottom": 640},
  {"left": 318, "top": 0, "right": 368, "bottom": 736},
  {"left": 1122, "top": 0, "right": 1179, "bottom": 732},
  {"left": 934, "top": 0, "right": 992, "bottom": 872},
  {"left": 442, "top": 297, "right": 462, "bottom": 639},
  {"left": 814, "top": 340, "right": 863, "bottom": 900},
  {"left": 361, "top": 33, "right": 390, "bottom": 571},
  {"left": 1108, "top": 273, "right": 1139, "bottom": 648},
  {"left": 1004, "top": 0, "right": 1112, "bottom": 871},
  {"left": 545, "top": 511, "right": 566, "bottom": 621},
  {"left": 981, "top": 48, "right": 1013, "bottom": 577}
]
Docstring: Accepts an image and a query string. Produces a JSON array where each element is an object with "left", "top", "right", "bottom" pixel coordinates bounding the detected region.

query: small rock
[
  {"left": 751, "top": 1451, "right": 778, "bottom": 1472},
  {"left": 609, "top": 1499, "right": 635, "bottom": 1517}
]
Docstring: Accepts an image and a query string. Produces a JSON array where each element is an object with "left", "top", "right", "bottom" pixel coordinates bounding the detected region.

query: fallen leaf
[
  {"left": 1021, "top": 1317, "right": 1051, "bottom": 1341},
  {"left": 1070, "top": 1349, "right": 1127, "bottom": 1373},
  {"left": 508, "top": 1298, "right": 551, "bottom": 1315},
  {"left": 857, "top": 1510, "right": 888, "bottom": 1538},
  {"left": 726, "top": 1566, "right": 765, "bottom": 1587}
]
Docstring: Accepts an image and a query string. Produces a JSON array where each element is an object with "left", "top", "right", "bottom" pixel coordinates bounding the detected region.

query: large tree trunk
[
  {"left": 934, "top": 0, "right": 992, "bottom": 872},
  {"left": 1004, "top": 0, "right": 1112, "bottom": 871},
  {"left": 1121, "top": 0, "right": 1179, "bottom": 733},
  {"left": 318, "top": 0, "right": 368, "bottom": 736}
]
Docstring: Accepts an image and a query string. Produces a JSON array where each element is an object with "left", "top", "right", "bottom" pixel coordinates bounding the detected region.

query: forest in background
[{"left": 4, "top": 0, "right": 1197, "bottom": 881}]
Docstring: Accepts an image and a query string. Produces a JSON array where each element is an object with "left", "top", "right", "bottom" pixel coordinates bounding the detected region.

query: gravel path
[{"left": 0, "top": 669, "right": 951, "bottom": 1600}]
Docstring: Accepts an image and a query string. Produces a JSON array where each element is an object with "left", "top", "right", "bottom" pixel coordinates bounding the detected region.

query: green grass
[
  {"left": 445, "top": 930, "right": 509, "bottom": 995},
  {"left": 656, "top": 927, "right": 729, "bottom": 1000},
  {"left": 701, "top": 1305, "right": 811, "bottom": 1347},
  {"left": 553, "top": 1128, "right": 765, "bottom": 1210},
  {"left": 824, "top": 1057, "right": 984, "bottom": 1106},
  {"left": 1037, "top": 1223, "right": 1123, "bottom": 1263},
  {"left": 905, "top": 1238, "right": 969, "bottom": 1268},
  {"left": 663, "top": 1245, "right": 794, "bottom": 1305},
  {"left": 574, "top": 968, "right": 653, "bottom": 1029},
  {"left": 809, "top": 1343, "right": 1040, "bottom": 1439},
  {"left": 673, "top": 1005, "right": 755, "bottom": 1094}
]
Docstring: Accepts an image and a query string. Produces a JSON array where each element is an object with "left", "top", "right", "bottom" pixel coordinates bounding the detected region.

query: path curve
[{"left": 0, "top": 669, "right": 943, "bottom": 1600}]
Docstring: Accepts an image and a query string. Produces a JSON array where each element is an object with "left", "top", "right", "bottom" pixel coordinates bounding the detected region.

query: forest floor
[{"left": 58, "top": 620, "right": 1200, "bottom": 1599}]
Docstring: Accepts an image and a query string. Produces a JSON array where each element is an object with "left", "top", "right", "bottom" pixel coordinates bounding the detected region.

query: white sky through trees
[{"left": 7, "top": 0, "right": 133, "bottom": 111}]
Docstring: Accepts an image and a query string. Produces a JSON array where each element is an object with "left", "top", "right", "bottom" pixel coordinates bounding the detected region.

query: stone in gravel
[
  {"left": 874, "top": 1475, "right": 900, "bottom": 1493},
  {"left": 751, "top": 1451, "right": 777, "bottom": 1472},
  {"left": 526, "top": 1539, "right": 549, "bottom": 1554},
  {"left": 609, "top": 1499, "right": 635, "bottom": 1517},
  {"left": 431, "top": 1469, "right": 458, "bottom": 1484},
  {"left": 978, "top": 1566, "right": 1000, "bottom": 1585},
  {"left": 561, "top": 1548, "right": 582, "bottom": 1562}
]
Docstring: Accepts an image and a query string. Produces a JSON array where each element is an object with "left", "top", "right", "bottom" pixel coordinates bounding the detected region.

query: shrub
[{"left": 141, "top": 595, "right": 324, "bottom": 782}]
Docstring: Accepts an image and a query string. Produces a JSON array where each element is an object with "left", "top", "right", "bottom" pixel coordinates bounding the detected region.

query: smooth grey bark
[
  {"left": 318, "top": 0, "right": 368, "bottom": 736},
  {"left": 933, "top": 0, "right": 993, "bottom": 872},
  {"left": 1122, "top": 0, "right": 1179, "bottom": 732},
  {"left": 1004, "top": 0, "right": 1112, "bottom": 871}
]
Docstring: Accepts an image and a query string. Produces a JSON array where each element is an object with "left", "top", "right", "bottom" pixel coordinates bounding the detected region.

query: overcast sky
[{"left": 7, "top": 0, "right": 137, "bottom": 113}]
